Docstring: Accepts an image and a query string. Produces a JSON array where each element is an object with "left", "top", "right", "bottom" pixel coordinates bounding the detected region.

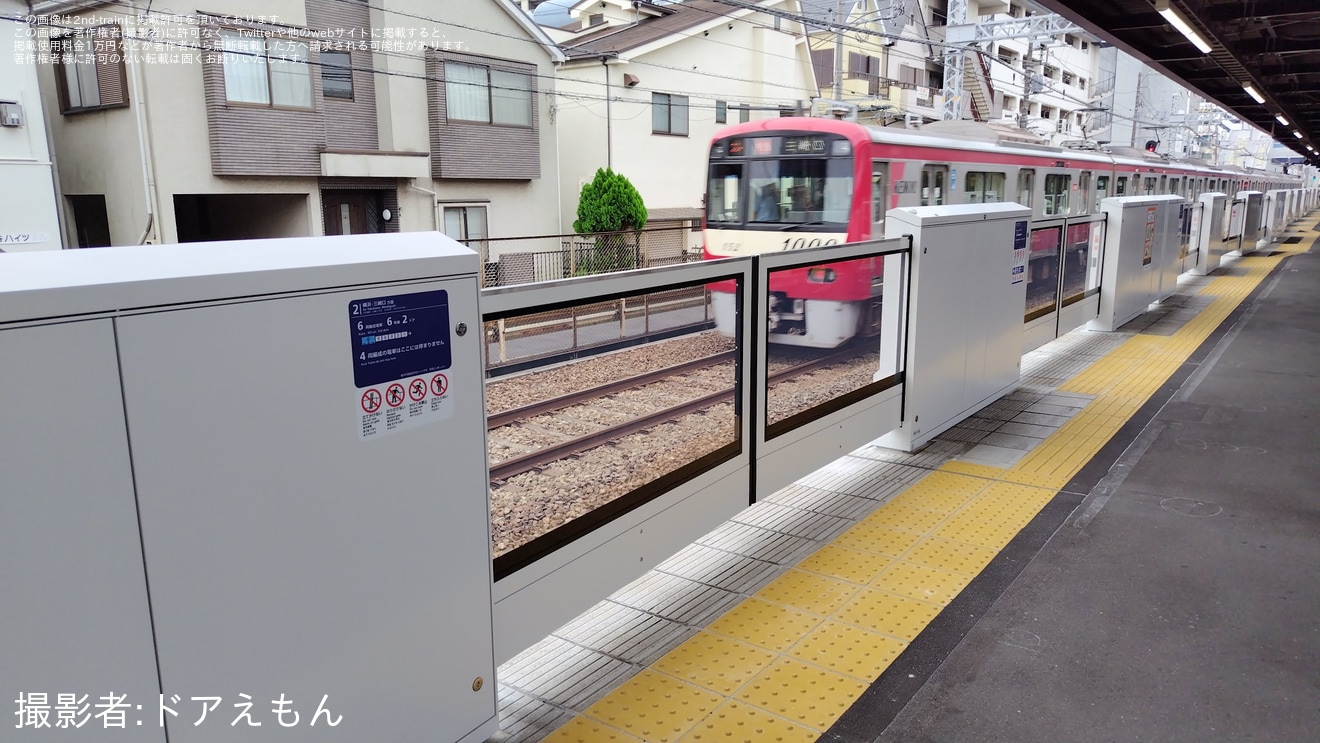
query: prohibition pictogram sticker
[
  {"left": 409, "top": 377, "right": 428, "bottom": 402},
  {"left": 386, "top": 383, "right": 406, "bottom": 408},
  {"left": 430, "top": 373, "right": 449, "bottom": 397},
  {"left": 361, "top": 388, "right": 382, "bottom": 414}
]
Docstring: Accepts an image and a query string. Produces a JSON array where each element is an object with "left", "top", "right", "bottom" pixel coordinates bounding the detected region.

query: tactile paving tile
[
  {"left": 860, "top": 502, "right": 949, "bottom": 534},
  {"left": 543, "top": 715, "right": 642, "bottom": 742},
  {"left": 676, "top": 700, "right": 817, "bottom": 743},
  {"left": 706, "top": 597, "right": 825, "bottom": 653},
  {"left": 902, "top": 535, "right": 1001, "bottom": 576},
  {"left": 754, "top": 568, "right": 862, "bottom": 617},
  {"left": 834, "top": 588, "right": 942, "bottom": 642},
  {"left": 733, "top": 657, "right": 870, "bottom": 731},
  {"left": 654, "top": 544, "right": 783, "bottom": 595},
  {"left": 650, "top": 631, "right": 777, "bottom": 696},
  {"left": 554, "top": 601, "right": 699, "bottom": 667},
  {"left": 580, "top": 669, "right": 724, "bottom": 743},
  {"left": 787, "top": 619, "right": 908, "bottom": 682},
  {"left": 870, "top": 561, "right": 973, "bottom": 605},
  {"left": 795, "top": 543, "right": 894, "bottom": 585},
  {"left": 833, "top": 520, "right": 925, "bottom": 558}
]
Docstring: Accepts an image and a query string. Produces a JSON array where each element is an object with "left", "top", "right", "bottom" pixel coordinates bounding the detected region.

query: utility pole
[
  {"left": 1130, "top": 69, "right": 1143, "bottom": 148},
  {"left": 833, "top": 0, "right": 845, "bottom": 101},
  {"left": 1018, "top": 43, "right": 1036, "bottom": 129}
]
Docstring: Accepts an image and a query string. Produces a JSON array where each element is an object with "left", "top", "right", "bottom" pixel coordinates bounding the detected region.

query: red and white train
[{"left": 703, "top": 116, "right": 1309, "bottom": 348}]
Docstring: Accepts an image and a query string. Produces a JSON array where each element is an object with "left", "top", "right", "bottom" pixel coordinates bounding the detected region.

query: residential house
[
  {"left": 538, "top": 0, "right": 817, "bottom": 249},
  {"left": 29, "top": 0, "right": 565, "bottom": 259},
  {"left": 1, "top": 0, "right": 62, "bottom": 251}
]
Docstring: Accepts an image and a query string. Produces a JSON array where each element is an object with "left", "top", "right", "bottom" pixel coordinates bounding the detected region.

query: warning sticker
[
  {"left": 351, "top": 290, "right": 455, "bottom": 441},
  {"left": 1011, "top": 220, "right": 1028, "bottom": 285}
]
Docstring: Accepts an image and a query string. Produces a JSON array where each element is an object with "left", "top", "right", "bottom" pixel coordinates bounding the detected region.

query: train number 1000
[{"left": 782, "top": 238, "right": 839, "bottom": 250}]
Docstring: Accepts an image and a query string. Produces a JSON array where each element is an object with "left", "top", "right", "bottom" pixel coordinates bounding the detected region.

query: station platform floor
[{"left": 490, "top": 214, "right": 1320, "bottom": 743}]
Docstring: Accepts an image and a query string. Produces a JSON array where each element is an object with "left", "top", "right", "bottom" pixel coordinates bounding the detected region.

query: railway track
[{"left": 488, "top": 344, "right": 864, "bottom": 481}]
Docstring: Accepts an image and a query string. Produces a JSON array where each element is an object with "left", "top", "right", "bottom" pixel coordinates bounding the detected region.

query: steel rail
[
  {"left": 488, "top": 344, "right": 863, "bottom": 481},
  {"left": 486, "top": 350, "right": 738, "bottom": 429}
]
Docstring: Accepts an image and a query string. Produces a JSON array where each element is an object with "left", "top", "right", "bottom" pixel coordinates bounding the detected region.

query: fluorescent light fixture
[
  {"left": 1243, "top": 83, "right": 1265, "bottom": 104},
  {"left": 1276, "top": 114, "right": 1289, "bottom": 126},
  {"left": 1156, "top": 0, "right": 1212, "bottom": 54},
  {"left": 1293, "top": 130, "right": 1303, "bottom": 139}
]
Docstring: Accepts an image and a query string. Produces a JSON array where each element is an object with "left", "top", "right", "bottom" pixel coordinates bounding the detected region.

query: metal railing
[{"left": 464, "top": 226, "right": 702, "bottom": 288}]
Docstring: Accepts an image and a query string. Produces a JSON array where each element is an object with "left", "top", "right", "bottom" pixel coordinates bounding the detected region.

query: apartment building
[
  {"left": 29, "top": 0, "right": 564, "bottom": 256},
  {"left": 1, "top": 0, "right": 62, "bottom": 251}
]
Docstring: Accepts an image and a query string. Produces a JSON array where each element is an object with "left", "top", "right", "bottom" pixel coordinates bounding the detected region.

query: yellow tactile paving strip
[{"left": 543, "top": 231, "right": 1314, "bottom": 742}]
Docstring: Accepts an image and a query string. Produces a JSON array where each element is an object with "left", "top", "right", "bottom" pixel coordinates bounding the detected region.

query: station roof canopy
[{"left": 1032, "top": 0, "right": 1320, "bottom": 166}]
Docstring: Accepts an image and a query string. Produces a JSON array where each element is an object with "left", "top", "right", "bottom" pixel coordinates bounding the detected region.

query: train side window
[
  {"left": 966, "top": 171, "right": 1006, "bottom": 203},
  {"left": 1044, "top": 173, "right": 1070, "bottom": 216},
  {"left": 871, "top": 161, "right": 888, "bottom": 225},
  {"left": 1116, "top": 176, "right": 1127, "bottom": 196},
  {"left": 1144, "top": 177, "right": 1158, "bottom": 195},
  {"left": 1095, "top": 175, "right": 1109, "bottom": 210},
  {"left": 1017, "top": 169, "right": 1035, "bottom": 208},
  {"left": 1078, "top": 171, "right": 1091, "bottom": 214}
]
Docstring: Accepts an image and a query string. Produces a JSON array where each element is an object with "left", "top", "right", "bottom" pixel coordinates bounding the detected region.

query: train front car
[{"left": 703, "top": 119, "right": 876, "bottom": 348}]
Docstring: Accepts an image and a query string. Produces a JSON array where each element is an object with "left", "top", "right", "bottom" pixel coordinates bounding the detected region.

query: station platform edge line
[{"left": 534, "top": 224, "right": 1319, "bottom": 743}]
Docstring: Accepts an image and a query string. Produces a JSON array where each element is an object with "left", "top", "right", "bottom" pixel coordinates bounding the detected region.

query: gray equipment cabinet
[{"left": 1, "top": 233, "right": 498, "bottom": 743}]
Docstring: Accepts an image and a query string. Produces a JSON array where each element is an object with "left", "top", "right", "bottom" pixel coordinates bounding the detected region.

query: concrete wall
[{"left": 1, "top": 3, "right": 64, "bottom": 251}]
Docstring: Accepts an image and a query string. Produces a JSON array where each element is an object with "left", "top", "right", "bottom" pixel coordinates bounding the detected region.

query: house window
[
  {"left": 321, "top": 51, "right": 353, "bottom": 99},
  {"left": 715, "top": 100, "right": 727, "bottom": 124},
  {"left": 652, "top": 92, "right": 689, "bottom": 135},
  {"left": 52, "top": 26, "right": 129, "bottom": 113},
  {"left": 1044, "top": 174, "right": 1070, "bottom": 215},
  {"left": 220, "top": 29, "right": 312, "bottom": 108},
  {"left": 739, "top": 104, "right": 750, "bottom": 123},
  {"left": 445, "top": 61, "right": 532, "bottom": 126},
  {"left": 443, "top": 205, "right": 488, "bottom": 255}
]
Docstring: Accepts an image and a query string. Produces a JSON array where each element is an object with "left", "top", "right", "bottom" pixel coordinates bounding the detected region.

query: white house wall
[
  {"left": 1, "top": 2, "right": 63, "bottom": 251},
  {"left": 555, "top": 10, "right": 814, "bottom": 230},
  {"left": 37, "top": 0, "right": 562, "bottom": 247}
]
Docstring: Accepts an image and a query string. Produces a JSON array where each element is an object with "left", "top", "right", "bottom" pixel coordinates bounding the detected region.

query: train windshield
[{"left": 707, "top": 157, "right": 853, "bottom": 230}]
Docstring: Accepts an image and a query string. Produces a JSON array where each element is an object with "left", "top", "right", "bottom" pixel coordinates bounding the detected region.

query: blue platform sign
[{"left": 349, "top": 290, "right": 452, "bottom": 389}]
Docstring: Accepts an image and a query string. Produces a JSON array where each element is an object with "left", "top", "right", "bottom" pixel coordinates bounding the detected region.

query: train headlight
[
  {"left": 807, "top": 268, "right": 836, "bottom": 283},
  {"left": 832, "top": 140, "right": 852, "bottom": 156}
]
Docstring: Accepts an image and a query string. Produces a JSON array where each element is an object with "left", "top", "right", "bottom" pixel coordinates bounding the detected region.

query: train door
[
  {"left": 1116, "top": 176, "right": 1127, "bottom": 196},
  {"left": 870, "top": 161, "right": 888, "bottom": 237},
  {"left": 1017, "top": 168, "right": 1036, "bottom": 213},
  {"left": 1078, "top": 171, "right": 1092, "bottom": 214},
  {"left": 1095, "top": 174, "right": 1110, "bottom": 211},
  {"left": 921, "top": 164, "right": 948, "bottom": 206}
]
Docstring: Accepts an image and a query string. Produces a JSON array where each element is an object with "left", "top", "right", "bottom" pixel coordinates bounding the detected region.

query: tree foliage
[{"left": 573, "top": 167, "right": 648, "bottom": 234}]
